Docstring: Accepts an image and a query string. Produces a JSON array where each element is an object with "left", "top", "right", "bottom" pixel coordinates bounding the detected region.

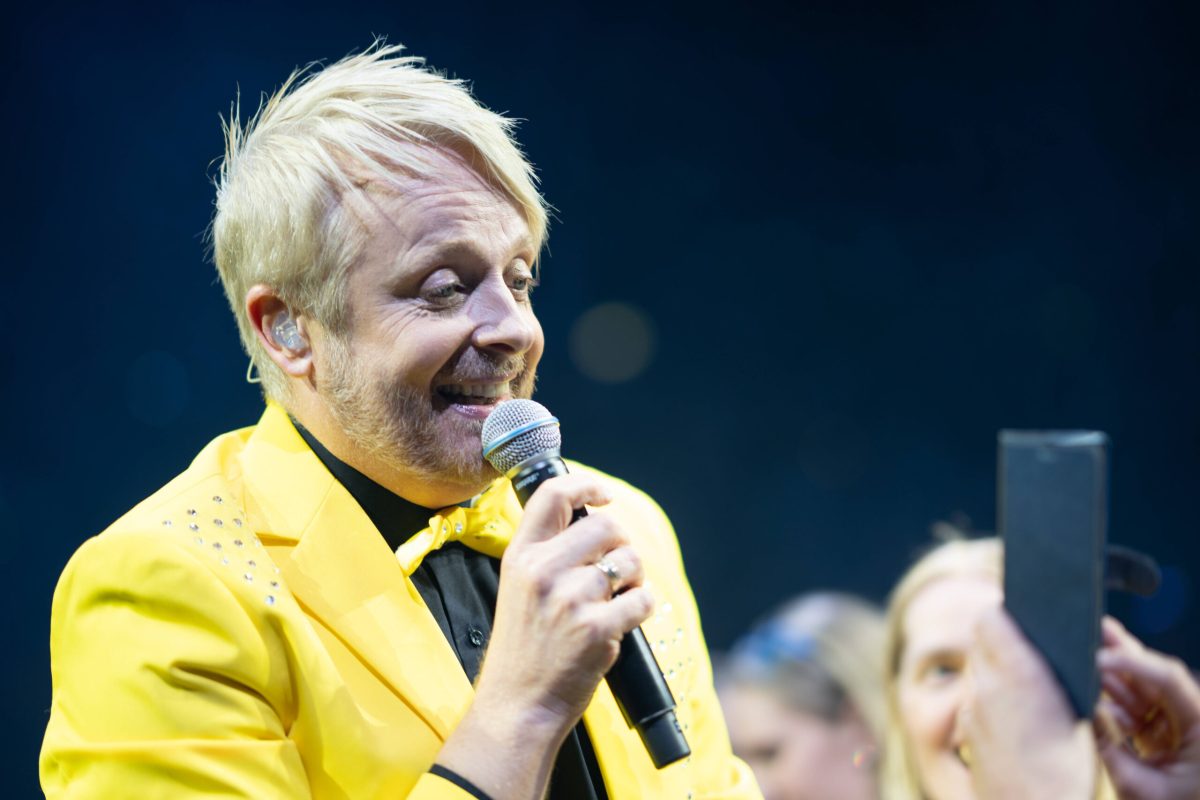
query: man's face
[{"left": 316, "top": 148, "right": 544, "bottom": 496}]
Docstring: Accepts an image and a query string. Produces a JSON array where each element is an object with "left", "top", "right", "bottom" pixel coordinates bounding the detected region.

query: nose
[
  {"left": 470, "top": 276, "right": 538, "bottom": 356},
  {"left": 950, "top": 669, "right": 977, "bottom": 747}
]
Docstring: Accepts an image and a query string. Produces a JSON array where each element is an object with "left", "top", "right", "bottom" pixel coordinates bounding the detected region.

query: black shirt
[{"left": 294, "top": 423, "right": 607, "bottom": 800}]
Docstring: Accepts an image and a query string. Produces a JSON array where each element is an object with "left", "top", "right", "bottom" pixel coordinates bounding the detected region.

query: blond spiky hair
[{"left": 210, "top": 42, "right": 548, "bottom": 401}]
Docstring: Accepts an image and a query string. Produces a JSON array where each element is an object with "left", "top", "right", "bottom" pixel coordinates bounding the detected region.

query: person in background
[
  {"left": 880, "top": 534, "right": 1200, "bottom": 800},
  {"left": 879, "top": 535, "right": 1105, "bottom": 800},
  {"left": 719, "top": 592, "right": 886, "bottom": 800}
]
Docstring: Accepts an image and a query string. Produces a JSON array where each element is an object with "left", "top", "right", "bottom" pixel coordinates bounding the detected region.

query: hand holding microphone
[
  {"left": 474, "top": 471, "right": 654, "bottom": 733},
  {"left": 481, "top": 400, "right": 691, "bottom": 769},
  {"left": 433, "top": 467, "right": 658, "bottom": 800}
]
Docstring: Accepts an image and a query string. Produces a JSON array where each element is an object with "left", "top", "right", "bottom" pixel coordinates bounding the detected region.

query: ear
[{"left": 246, "top": 284, "right": 312, "bottom": 379}]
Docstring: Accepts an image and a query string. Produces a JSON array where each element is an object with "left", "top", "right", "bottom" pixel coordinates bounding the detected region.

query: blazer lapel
[{"left": 237, "top": 404, "right": 474, "bottom": 741}]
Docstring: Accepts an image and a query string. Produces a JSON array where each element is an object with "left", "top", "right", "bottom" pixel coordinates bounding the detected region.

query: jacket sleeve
[
  {"left": 39, "top": 531, "right": 477, "bottom": 800},
  {"left": 653, "top": 512, "right": 762, "bottom": 799},
  {"left": 612, "top": 480, "right": 763, "bottom": 800}
]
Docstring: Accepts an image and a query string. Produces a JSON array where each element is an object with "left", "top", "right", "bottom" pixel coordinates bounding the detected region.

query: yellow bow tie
[{"left": 393, "top": 497, "right": 516, "bottom": 575}]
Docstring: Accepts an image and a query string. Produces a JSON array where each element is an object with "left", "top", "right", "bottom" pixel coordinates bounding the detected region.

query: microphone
[{"left": 482, "top": 399, "right": 691, "bottom": 769}]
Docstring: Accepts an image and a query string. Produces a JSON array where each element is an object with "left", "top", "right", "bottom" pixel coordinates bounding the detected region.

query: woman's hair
[
  {"left": 722, "top": 591, "right": 887, "bottom": 742},
  {"left": 210, "top": 41, "right": 547, "bottom": 401},
  {"left": 879, "top": 537, "right": 1002, "bottom": 800}
]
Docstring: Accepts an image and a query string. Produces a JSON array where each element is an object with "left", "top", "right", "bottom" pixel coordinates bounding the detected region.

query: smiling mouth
[{"left": 435, "top": 381, "right": 513, "bottom": 406}]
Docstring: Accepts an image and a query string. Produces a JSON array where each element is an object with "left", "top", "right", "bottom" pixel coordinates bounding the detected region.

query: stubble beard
[{"left": 320, "top": 335, "right": 537, "bottom": 491}]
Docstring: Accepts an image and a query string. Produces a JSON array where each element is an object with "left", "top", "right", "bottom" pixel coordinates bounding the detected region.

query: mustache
[{"left": 436, "top": 350, "right": 528, "bottom": 383}]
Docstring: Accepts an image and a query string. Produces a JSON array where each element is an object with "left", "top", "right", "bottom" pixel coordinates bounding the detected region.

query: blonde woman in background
[
  {"left": 719, "top": 592, "right": 886, "bottom": 800},
  {"left": 880, "top": 535, "right": 1200, "bottom": 800}
]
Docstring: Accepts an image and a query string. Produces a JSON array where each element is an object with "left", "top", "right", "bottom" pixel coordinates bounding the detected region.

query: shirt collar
[{"left": 292, "top": 420, "right": 435, "bottom": 552}]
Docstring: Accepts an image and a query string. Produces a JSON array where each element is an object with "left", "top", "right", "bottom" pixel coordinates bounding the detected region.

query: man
[{"left": 40, "top": 44, "right": 760, "bottom": 799}]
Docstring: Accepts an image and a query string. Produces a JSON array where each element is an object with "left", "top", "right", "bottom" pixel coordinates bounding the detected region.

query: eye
[
  {"left": 739, "top": 743, "right": 780, "bottom": 766},
  {"left": 419, "top": 269, "right": 469, "bottom": 306},
  {"left": 427, "top": 282, "right": 464, "bottom": 300},
  {"left": 922, "top": 657, "right": 963, "bottom": 684},
  {"left": 508, "top": 268, "right": 539, "bottom": 300},
  {"left": 755, "top": 745, "right": 780, "bottom": 765}
]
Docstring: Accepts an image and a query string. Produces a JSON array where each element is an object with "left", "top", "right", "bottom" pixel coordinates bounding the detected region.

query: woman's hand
[{"left": 1095, "top": 617, "right": 1200, "bottom": 800}]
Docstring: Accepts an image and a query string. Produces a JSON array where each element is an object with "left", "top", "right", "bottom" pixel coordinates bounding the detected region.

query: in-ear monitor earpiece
[{"left": 272, "top": 314, "right": 306, "bottom": 350}]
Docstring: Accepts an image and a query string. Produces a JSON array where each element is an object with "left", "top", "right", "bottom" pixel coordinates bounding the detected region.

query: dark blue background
[{"left": 7, "top": 0, "right": 1198, "bottom": 793}]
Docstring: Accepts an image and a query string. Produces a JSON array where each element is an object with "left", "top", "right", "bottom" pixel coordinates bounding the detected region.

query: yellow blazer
[{"left": 41, "top": 404, "right": 760, "bottom": 799}]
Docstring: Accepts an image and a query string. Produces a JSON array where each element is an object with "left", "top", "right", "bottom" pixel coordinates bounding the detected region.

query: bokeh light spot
[{"left": 569, "top": 302, "right": 657, "bottom": 384}]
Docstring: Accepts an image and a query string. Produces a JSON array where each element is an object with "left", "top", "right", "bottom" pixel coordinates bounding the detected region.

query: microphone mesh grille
[{"left": 481, "top": 399, "right": 562, "bottom": 474}]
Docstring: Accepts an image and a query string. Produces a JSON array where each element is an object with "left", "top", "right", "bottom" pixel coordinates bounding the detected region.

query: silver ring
[{"left": 594, "top": 557, "right": 621, "bottom": 592}]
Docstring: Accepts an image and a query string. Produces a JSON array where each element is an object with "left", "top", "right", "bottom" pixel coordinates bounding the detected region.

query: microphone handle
[{"left": 509, "top": 454, "right": 691, "bottom": 769}]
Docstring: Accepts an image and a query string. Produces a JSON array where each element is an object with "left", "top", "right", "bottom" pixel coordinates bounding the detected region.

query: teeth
[{"left": 441, "top": 382, "right": 508, "bottom": 398}]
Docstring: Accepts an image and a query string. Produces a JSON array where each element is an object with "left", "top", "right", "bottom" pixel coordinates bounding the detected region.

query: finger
[
  {"left": 1100, "top": 615, "right": 1126, "bottom": 647},
  {"left": 1101, "top": 616, "right": 1146, "bottom": 655},
  {"left": 1101, "top": 651, "right": 1174, "bottom": 715},
  {"left": 973, "top": 606, "right": 1016, "bottom": 667},
  {"left": 1101, "top": 662, "right": 1185, "bottom": 760},
  {"left": 601, "top": 586, "right": 655, "bottom": 635},
  {"left": 1101, "top": 670, "right": 1151, "bottom": 719},
  {"left": 560, "top": 563, "right": 619, "bottom": 604},
  {"left": 1098, "top": 736, "right": 1156, "bottom": 800},
  {"left": 1094, "top": 701, "right": 1126, "bottom": 748},
  {"left": 596, "top": 545, "right": 644, "bottom": 592},
  {"left": 1097, "top": 697, "right": 1137, "bottom": 734},
  {"left": 969, "top": 614, "right": 1009, "bottom": 697},
  {"left": 1099, "top": 648, "right": 1200, "bottom": 730},
  {"left": 536, "top": 514, "right": 630, "bottom": 570},
  {"left": 511, "top": 474, "right": 613, "bottom": 547},
  {"left": 559, "top": 547, "right": 645, "bottom": 603},
  {"left": 974, "top": 606, "right": 1043, "bottom": 678},
  {"left": 1100, "top": 648, "right": 1172, "bottom": 706}
]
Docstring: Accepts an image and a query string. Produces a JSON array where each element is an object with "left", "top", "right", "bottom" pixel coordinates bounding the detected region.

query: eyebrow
[{"left": 410, "top": 235, "right": 536, "bottom": 266}]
